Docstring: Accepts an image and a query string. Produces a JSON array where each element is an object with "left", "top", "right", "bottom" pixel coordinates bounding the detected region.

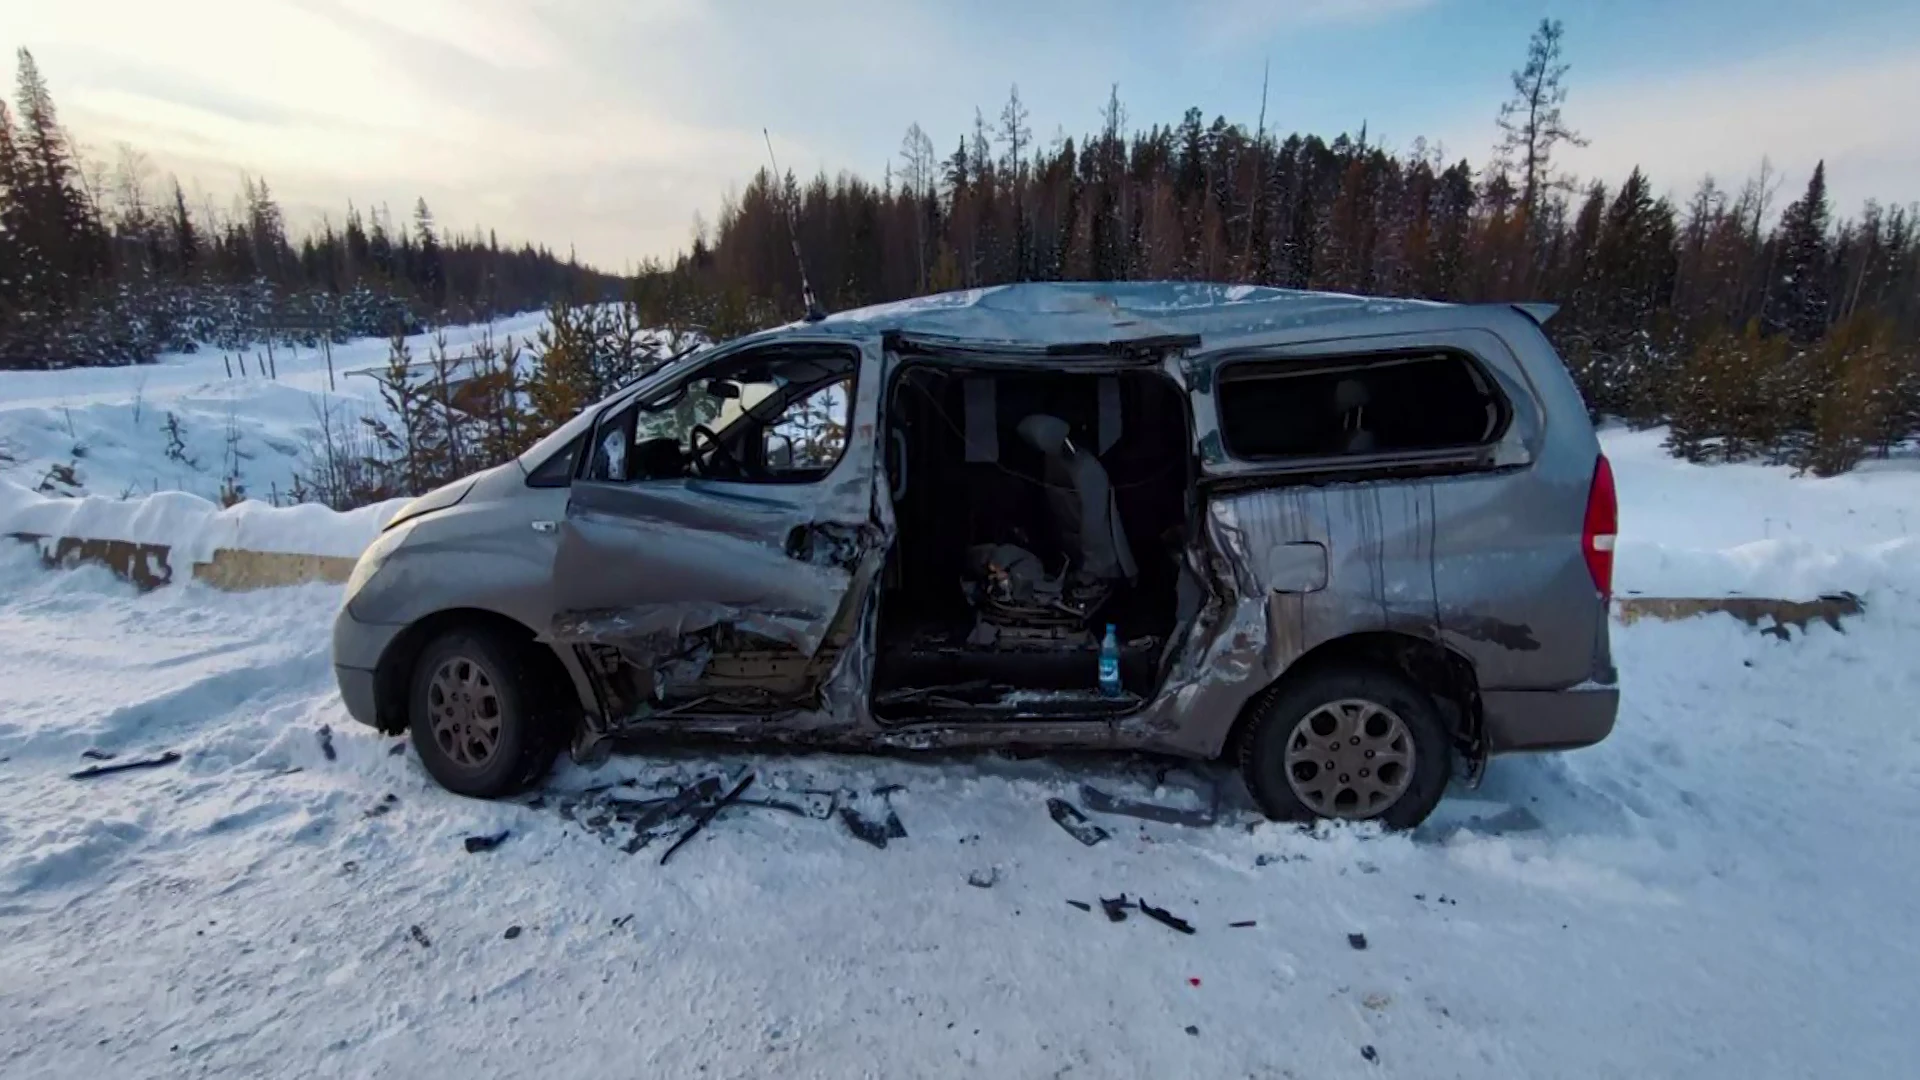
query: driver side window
[{"left": 585, "top": 349, "right": 857, "bottom": 485}]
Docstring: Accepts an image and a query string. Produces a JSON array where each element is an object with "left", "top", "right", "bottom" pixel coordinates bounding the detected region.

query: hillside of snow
[
  {"left": 0, "top": 314, "right": 551, "bottom": 505},
  {"left": 3, "top": 331, "right": 1920, "bottom": 1077}
]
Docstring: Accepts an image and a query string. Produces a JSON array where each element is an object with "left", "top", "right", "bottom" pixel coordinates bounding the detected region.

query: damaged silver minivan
[{"left": 333, "top": 283, "right": 1619, "bottom": 828}]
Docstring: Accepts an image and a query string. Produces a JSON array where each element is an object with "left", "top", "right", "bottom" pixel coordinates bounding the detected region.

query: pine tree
[
  {"left": 1495, "top": 19, "right": 1586, "bottom": 230},
  {"left": 167, "top": 178, "right": 198, "bottom": 278},
  {"left": 13, "top": 49, "right": 107, "bottom": 308},
  {"left": 0, "top": 99, "right": 25, "bottom": 309},
  {"left": 413, "top": 198, "right": 445, "bottom": 309},
  {"left": 1765, "top": 162, "right": 1832, "bottom": 343}
]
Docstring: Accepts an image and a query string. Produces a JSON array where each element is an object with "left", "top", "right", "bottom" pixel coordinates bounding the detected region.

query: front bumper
[
  {"left": 335, "top": 664, "right": 380, "bottom": 729},
  {"left": 1482, "top": 683, "right": 1619, "bottom": 754},
  {"left": 331, "top": 608, "right": 405, "bottom": 731}
]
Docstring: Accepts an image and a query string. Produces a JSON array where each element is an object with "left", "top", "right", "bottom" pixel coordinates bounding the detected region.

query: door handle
[{"left": 532, "top": 520, "right": 558, "bottom": 534}]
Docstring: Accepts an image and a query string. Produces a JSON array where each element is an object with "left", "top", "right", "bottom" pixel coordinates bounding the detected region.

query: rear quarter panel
[{"left": 1428, "top": 314, "right": 1606, "bottom": 690}]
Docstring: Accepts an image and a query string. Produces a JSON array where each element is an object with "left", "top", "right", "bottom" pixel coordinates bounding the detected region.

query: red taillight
[{"left": 1583, "top": 454, "right": 1617, "bottom": 598}]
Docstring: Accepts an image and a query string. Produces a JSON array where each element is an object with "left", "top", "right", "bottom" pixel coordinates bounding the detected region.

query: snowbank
[
  {"left": 1603, "top": 425, "right": 1920, "bottom": 598},
  {"left": 0, "top": 478, "right": 403, "bottom": 562}
]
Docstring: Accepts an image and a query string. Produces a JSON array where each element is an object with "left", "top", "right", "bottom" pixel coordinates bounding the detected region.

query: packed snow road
[{"left": 2, "top": 543, "right": 1918, "bottom": 1078}]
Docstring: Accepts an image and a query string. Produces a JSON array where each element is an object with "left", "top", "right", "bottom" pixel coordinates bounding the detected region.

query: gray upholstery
[{"left": 1016, "top": 414, "right": 1138, "bottom": 584}]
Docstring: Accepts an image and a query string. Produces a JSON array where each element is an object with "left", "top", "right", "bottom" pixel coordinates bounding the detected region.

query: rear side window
[{"left": 1216, "top": 352, "right": 1505, "bottom": 460}]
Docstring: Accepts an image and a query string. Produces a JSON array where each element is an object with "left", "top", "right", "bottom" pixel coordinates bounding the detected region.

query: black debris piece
[
  {"left": 341, "top": 860, "right": 358, "bottom": 873},
  {"left": 884, "top": 808, "right": 908, "bottom": 840},
  {"left": 1099, "top": 895, "right": 1130, "bottom": 923},
  {"left": 1185, "top": 1025, "right": 1200, "bottom": 1037},
  {"left": 967, "top": 868, "right": 998, "bottom": 889},
  {"left": 366, "top": 793, "right": 398, "bottom": 819},
  {"left": 736, "top": 794, "right": 834, "bottom": 820},
  {"left": 465, "top": 830, "right": 510, "bottom": 854},
  {"left": 1348, "top": 933, "right": 1368, "bottom": 951},
  {"left": 628, "top": 776, "right": 722, "bottom": 836},
  {"left": 80, "top": 748, "right": 116, "bottom": 761},
  {"left": 1047, "top": 798, "right": 1109, "bottom": 847},
  {"left": 1079, "top": 782, "right": 1218, "bottom": 828},
  {"left": 611, "top": 914, "right": 634, "bottom": 929},
  {"left": 1361, "top": 1045, "right": 1378, "bottom": 1063},
  {"left": 387, "top": 742, "right": 406, "bottom": 756},
  {"left": 584, "top": 813, "right": 611, "bottom": 829},
  {"left": 69, "top": 751, "right": 181, "bottom": 780},
  {"left": 1137, "top": 898, "right": 1196, "bottom": 935},
  {"left": 503, "top": 926, "right": 522, "bottom": 940},
  {"left": 1229, "top": 920, "right": 1257, "bottom": 929},
  {"left": 659, "top": 772, "right": 755, "bottom": 866},
  {"left": 839, "top": 805, "right": 893, "bottom": 849},
  {"left": 1414, "top": 893, "right": 1425, "bottom": 901},
  {"left": 408, "top": 925, "right": 431, "bottom": 948},
  {"left": 1066, "top": 900, "right": 1092, "bottom": 913},
  {"left": 317, "top": 725, "right": 336, "bottom": 762}
]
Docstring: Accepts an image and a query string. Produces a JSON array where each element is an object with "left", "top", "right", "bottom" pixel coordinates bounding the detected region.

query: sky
[{"left": 7, "top": 0, "right": 1918, "bottom": 271}]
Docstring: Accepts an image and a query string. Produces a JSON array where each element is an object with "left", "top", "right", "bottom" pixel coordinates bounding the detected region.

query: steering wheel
[{"left": 687, "top": 423, "right": 740, "bottom": 478}]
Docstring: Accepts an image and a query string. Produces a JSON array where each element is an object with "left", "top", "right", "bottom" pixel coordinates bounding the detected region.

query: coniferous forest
[
  {"left": 5, "top": 21, "right": 1918, "bottom": 486},
  {"left": 0, "top": 48, "right": 620, "bottom": 371}
]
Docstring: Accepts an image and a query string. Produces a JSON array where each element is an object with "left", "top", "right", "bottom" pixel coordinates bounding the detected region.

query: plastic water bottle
[{"left": 1098, "top": 623, "right": 1122, "bottom": 698}]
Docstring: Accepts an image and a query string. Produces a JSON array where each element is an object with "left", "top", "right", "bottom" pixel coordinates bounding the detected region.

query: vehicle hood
[{"left": 382, "top": 475, "right": 478, "bottom": 531}]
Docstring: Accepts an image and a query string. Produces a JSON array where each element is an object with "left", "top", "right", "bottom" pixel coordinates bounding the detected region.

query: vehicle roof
[{"left": 753, "top": 281, "right": 1467, "bottom": 355}]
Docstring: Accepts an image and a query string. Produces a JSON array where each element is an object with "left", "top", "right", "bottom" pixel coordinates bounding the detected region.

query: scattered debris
[
  {"left": 79, "top": 749, "right": 116, "bottom": 761},
  {"left": 611, "top": 914, "right": 634, "bottom": 929},
  {"left": 1229, "top": 920, "right": 1257, "bottom": 928},
  {"left": 408, "top": 925, "right": 431, "bottom": 948},
  {"left": 1361, "top": 1045, "right": 1378, "bottom": 1063},
  {"left": 1099, "top": 895, "right": 1130, "bottom": 923},
  {"left": 1187, "top": 977, "right": 1201, "bottom": 987},
  {"left": 622, "top": 776, "right": 723, "bottom": 850},
  {"left": 1185, "top": 1025, "right": 1200, "bottom": 1037},
  {"left": 1066, "top": 900, "right": 1092, "bottom": 913},
  {"left": 1348, "top": 933, "right": 1368, "bottom": 950},
  {"left": 465, "top": 830, "right": 511, "bottom": 854},
  {"left": 1079, "top": 781, "right": 1218, "bottom": 828},
  {"left": 839, "top": 805, "right": 894, "bottom": 849},
  {"left": 737, "top": 793, "right": 835, "bottom": 819},
  {"left": 659, "top": 771, "right": 755, "bottom": 866},
  {"left": 316, "top": 725, "right": 336, "bottom": 761},
  {"left": 1137, "top": 898, "right": 1196, "bottom": 935},
  {"left": 387, "top": 742, "right": 406, "bottom": 756},
  {"left": 967, "top": 868, "right": 998, "bottom": 889},
  {"left": 1363, "top": 992, "right": 1391, "bottom": 1010},
  {"left": 69, "top": 751, "right": 180, "bottom": 780},
  {"left": 1047, "top": 798, "right": 1109, "bottom": 846},
  {"left": 340, "top": 860, "right": 358, "bottom": 874},
  {"left": 365, "top": 794, "right": 398, "bottom": 818},
  {"left": 503, "top": 926, "right": 523, "bottom": 940}
]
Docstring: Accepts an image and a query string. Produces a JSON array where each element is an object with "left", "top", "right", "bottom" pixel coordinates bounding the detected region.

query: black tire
[
  {"left": 1239, "top": 665, "right": 1451, "bottom": 830},
  {"left": 407, "top": 626, "right": 560, "bottom": 799}
]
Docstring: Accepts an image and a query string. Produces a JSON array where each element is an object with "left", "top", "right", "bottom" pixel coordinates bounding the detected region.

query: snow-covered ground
[
  {"left": 0, "top": 313, "right": 551, "bottom": 505},
  {"left": 4, "top": 337, "right": 1920, "bottom": 1077}
]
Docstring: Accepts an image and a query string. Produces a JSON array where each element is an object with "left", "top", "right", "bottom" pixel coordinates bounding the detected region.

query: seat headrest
[{"left": 1016, "top": 414, "right": 1071, "bottom": 456}]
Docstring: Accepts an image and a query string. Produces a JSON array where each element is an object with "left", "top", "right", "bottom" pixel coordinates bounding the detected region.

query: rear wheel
[
  {"left": 1239, "top": 666, "right": 1451, "bottom": 830},
  {"left": 407, "top": 627, "right": 560, "bottom": 798}
]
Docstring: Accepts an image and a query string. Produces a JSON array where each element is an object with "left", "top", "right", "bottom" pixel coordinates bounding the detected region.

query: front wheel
[
  {"left": 408, "top": 627, "right": 560, "bottom": 798},
  {"left": 1239, "top": 666, "right": 1452, "bottom": 830}
]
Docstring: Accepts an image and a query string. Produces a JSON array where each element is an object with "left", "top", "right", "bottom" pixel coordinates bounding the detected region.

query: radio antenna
[{"left": 764, "top": 128, "right": 825, "bottom": 322}]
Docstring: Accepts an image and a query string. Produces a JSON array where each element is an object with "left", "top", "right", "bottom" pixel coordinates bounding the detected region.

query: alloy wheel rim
[
  {"left": 428, "top": 655, "right": 502, "bottom": 768},
  {"left": 1281, "top": 698, "right": 1416, "bottom": 819}
]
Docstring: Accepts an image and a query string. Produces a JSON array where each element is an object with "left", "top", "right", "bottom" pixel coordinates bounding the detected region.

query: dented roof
[{"left": 796, "top": 281, "right": 1454, "bottom": 352}]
